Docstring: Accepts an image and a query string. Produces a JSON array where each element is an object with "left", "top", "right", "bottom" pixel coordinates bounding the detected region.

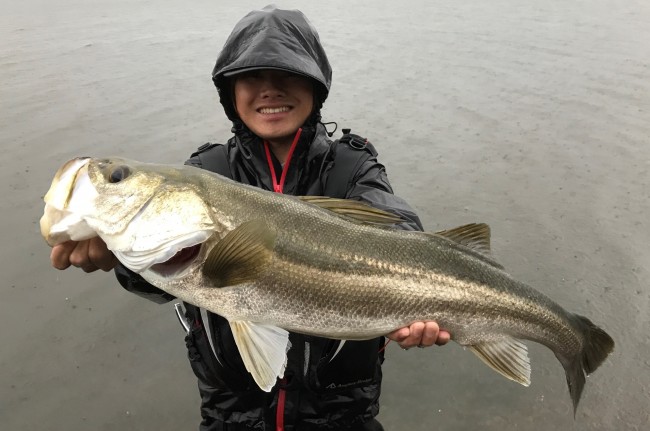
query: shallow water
[{"left": 2, "top": 0, "right": 649, "bottom": 429}]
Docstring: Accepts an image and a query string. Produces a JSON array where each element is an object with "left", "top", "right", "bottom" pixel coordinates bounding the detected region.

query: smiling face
[{"left": 233, "top": 69, "right": 314, "bottom": 146}]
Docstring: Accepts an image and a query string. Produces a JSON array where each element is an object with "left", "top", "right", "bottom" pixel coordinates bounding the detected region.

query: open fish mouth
[{"left": 149, "top": 244, "right": 203, "bottom": 277}]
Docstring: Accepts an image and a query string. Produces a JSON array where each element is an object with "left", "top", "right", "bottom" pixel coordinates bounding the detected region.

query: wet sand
[{"left": 2, "top": 0, "right": 649, "bottom": 429}]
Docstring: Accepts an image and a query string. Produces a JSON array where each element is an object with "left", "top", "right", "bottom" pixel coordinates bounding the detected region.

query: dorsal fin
[
  {"left": 432, "top": 223, "right": 504, "bottom": 270},
  {"left": 435, "top": 223, "right": 492, "bottom": 255},
  {"left": 298, "top": 196, "right": 403, "bottom": 225}
]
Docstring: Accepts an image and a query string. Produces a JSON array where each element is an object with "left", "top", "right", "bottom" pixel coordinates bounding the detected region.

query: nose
[{"left": 259, "top": 71, "right": 286, "bottom": 97}]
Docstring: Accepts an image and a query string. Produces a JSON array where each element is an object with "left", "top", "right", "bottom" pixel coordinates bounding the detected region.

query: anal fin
[{"left": 467, "top": 337, "right": 531, "bottom": 386}]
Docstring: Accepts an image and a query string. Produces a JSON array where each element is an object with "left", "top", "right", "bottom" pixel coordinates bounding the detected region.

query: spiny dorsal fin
[
  {"left": 202, "top": 220, "right": 276, "bottom": 287},
  {"left": 230, "top": 321, "right": 291, "bottom": 392},
  {"left": 298, "top": 196, "right": 403, "bottom": 225},
  {"left": 467, "top": 337, "right": 531, "bottom": 387}
]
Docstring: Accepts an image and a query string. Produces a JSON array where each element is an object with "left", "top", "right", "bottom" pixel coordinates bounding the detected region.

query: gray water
[{"left": 1, "top": 0, "right": 648, "bottom": 429}]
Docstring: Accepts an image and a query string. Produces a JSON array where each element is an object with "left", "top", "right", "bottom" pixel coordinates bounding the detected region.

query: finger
[
  {"left": 435, "top": 330, "right": 451, "bottom": 346},
  {"left": 399, "top": 321, "right": 425, "bottom": 349},
  {"left": 386, "top": 327, "right": 410, "bottom": 343},
  {"left": 68, "top": 240, "right": 89, "bottom": 267},
  {"left": 418, "top": 321, "right": 441, "bottom": 347},
  {"left": 68, "top": 240, "right": 99, "bottom": 273},
  {"left": 50, "top": 241, "right": 78, "bottom": 270},
  {"left": 87, "top": 237, "right": 118, "bottom": 272}
]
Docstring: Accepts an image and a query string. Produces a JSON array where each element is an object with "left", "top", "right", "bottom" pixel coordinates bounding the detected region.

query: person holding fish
[{"left": 49, "top": 6, "right": 450, "bottom": 431}]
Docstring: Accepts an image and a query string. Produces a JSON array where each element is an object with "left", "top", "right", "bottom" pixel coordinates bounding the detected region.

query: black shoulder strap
[
  {"left": 324, "top": 130, "right": 377, "bottom": 198},
  {"left": 191, "top": 143, "right": 232, "bottom": 179},
  {"left": 182, "top": 144, "right": 229, "bottom": 324},
  {"left": 184, "top": 143, "right": 231, "bottom": 335}
]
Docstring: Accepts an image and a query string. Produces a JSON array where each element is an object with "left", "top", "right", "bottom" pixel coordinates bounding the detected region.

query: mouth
[
  {"left": 150, "top": 244, "right": 202, "bottom": 277},
  {"left": 258, "top": 106, "right": 292, "bottom": 114}
]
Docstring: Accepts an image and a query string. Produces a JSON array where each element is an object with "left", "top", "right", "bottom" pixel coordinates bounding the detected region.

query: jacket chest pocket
[{"left": 310, "top": 338, "right": 384, "bottom": 393}]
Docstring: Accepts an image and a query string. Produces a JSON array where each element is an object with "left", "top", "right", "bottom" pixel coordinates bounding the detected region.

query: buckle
[{"left": 348, "top": 136, "right": 367, "bottom": 150}]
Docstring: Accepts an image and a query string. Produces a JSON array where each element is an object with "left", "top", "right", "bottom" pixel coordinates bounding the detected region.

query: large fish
[{"left": 40, "top": 157, "right": 614, "bottom": 412}]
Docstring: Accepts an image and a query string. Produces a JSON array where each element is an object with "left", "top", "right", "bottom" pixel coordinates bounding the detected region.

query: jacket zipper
[
  {"left": 265, "top": 128, "right": 303, "bottom": 431},
  {"left": 275, "top": 377, "right": 288, "bottom": 431}
]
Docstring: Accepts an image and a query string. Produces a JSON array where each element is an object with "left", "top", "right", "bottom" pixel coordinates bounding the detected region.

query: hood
[{"left": 212, "top": 5, "right": 332, "bottom": 122}]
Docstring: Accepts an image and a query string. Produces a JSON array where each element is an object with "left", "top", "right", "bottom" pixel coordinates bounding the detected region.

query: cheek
[
  {"left": 233, "top": 88, "right": 242, "bottom": 114},
  {"left": 297, "top": 85, "right": 315, "bottom": 113},
  {"left": 233, "top": 82, "right": 252, "bottom": 114}
]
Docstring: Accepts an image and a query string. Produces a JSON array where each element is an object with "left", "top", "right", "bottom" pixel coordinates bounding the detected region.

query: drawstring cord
[
  {"left": 264, "top": 128, "right": 303, "bottom": 193},
  {"left": 320, "top": 120, "right": 338, "bottom": 137},
  {"left": 378, "top": 339, "right": 391, "bottom": 353}
]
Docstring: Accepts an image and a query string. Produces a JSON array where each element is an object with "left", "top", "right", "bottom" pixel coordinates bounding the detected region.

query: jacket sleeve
[
  {"left": 114, "top": 264, "right": 175, "bottom": 304},
  {"left": 112, "top": 155, "right": 206, "bottom": 303},
  {"left": 344, "top": 155, "right": 424, "bottom": 232}
]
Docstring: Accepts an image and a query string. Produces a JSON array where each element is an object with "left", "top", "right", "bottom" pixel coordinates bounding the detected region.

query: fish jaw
[
  {"left": 40, "top": 158, "right": 99, "bottom": 246},
  {"left": 116, "top": 230, "right": 214, "bottom": 275}
]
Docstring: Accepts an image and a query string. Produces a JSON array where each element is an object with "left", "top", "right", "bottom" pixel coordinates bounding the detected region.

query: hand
[
  {"left": 50, "top": 237, "right": 118, "bottom": 273},
  {"left": 387, "top": 321, "right": 450, "bottom": 349}
]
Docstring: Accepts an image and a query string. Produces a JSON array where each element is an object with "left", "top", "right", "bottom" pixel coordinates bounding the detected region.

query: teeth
[{"left": 259, "top": 106, "right": 290, "bottom": 114}]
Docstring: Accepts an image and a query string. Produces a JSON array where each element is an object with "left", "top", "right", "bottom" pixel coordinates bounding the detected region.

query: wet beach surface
[{"left": 2, "top": 0, "right": 649, "bottom": 429}]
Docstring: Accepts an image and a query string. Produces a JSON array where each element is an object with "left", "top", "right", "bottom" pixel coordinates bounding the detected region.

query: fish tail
[
  {"left": 559, "top": 315, "right": 615, "bottom": 415},
  {"left": 576, "top": 315, "right": 615, "bottom": 375}
]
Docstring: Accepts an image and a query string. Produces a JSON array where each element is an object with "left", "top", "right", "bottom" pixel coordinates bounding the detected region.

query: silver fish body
[{"left": 40, "top": 157, "right": 614, "bottom": 411}]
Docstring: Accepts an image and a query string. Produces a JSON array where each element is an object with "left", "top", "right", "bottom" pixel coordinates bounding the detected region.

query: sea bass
[{"left": 40, "top": 157, "right": 614, "bottom": 412}]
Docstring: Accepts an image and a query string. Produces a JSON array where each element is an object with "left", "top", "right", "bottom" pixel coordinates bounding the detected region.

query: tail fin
[{"left": 559, "top": 315, "right": 615, "bottom": 414}]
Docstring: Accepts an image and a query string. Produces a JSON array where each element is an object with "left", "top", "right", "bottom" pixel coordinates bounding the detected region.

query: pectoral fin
[
  {"left": 230, "top": 321, "right": 291, "bottom": 392},
  {"left": 202, "top": 220, "right": 276, "bottom": 287},
  {"left": 467, "top": 337, "right": 531, "bottom": 386}
]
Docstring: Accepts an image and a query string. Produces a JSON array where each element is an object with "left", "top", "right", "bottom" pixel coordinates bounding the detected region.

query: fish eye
[{"left": 109, "top": 166, "right": 131, "bottom": 183}]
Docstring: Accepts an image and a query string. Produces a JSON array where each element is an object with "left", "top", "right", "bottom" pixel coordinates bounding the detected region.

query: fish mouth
[
  {"left": 149, "top": 244, "right": 202, "bottom": 277},
  {"left": 41, "top": 158, "right": 97, "bottom": 246}
]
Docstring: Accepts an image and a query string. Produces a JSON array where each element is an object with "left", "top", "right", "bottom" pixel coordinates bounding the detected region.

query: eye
[
  {"left": 237, "top": 70, "right": 262, "bottom": 81},
  {"left": 109, "top": 165, "right": 131, "bottom": 183}
]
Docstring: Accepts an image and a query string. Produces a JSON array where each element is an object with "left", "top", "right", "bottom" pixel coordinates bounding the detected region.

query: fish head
[{"left": 41, "top": 157, "right": 218, "bottom": 277}]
